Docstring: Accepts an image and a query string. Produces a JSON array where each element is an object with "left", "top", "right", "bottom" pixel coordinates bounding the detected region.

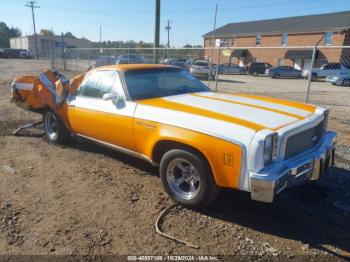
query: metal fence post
[
  {"left": 88, "top": 49, "right": 90, "bottom": 67},
  {"left": 305, "top": 34, "right": 326, "bottom": 103},
  {"left": 63, "top": 49, "right": 66, "bottom": 72},
  {"left": 214, "top": 46, "right": 221, "bottom": 91},
  {"left": 305, "top": 46, "right": 317, "bottom": 103},
  {"left": 75, "top": 48, "right": 78, "bottom": 74},
  {"left": 128, "top": 48, "right": 130, "bottom": 64}
]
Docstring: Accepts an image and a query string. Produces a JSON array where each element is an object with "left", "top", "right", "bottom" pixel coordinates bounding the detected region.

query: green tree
[
  {"left": 0, "top": 22, "right": 21, "bottom": 47},
  {"left": 40, "top": 28, "right": 54, "bottom": 36},
  {"left": 64, "top": 32, "right": 77, "bottom": 39}
]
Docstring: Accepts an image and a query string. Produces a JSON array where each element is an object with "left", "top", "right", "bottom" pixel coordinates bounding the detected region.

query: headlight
[
  {"left": 264, "top": 133, "right": 278, "bottom": 165},
  {"left": 323, "top": 110, "right": 329, "bottom": 132}
]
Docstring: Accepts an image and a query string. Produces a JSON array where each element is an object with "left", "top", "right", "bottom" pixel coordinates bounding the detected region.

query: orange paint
[
  {"left": 133, "top": 119, "right": 242, "bottom": 188},
  {"left": 67, "top": 106, "right": 136, "bottom": 151},
  {"left": 97, "top": 64, "right": 177, "bottom": 72},
  {"left": 138, "top": 97, "right": 265, "bottom": 131},
  {"left": 232, "top": 93, "right": 317, "bottom": 112}
]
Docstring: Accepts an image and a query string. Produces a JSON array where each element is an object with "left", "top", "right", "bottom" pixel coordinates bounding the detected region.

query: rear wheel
[
  {"left": 311, "top": 73, "right": 318, "bottom": 81},
  {"left": 159, "top": 149, "right": 218, "bottom": 208},
  {"left": 272, "top": 73, "right": 280, "bottom": 79},
  {"left": 43, "top": 111, "right": 70, "bottom": 143}
]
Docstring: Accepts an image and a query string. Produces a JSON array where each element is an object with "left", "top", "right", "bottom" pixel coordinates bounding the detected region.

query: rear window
[{"left": 193, "top": 61, "right": 209, "bottom": 66}]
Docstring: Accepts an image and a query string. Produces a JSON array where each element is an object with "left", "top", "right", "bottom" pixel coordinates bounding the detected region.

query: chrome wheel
[
  {"left": 44, "top": 111, "right": 58, "bottom": 140},
  {"left": 166, "top": 158, "right": 201, "bottom": 200}
]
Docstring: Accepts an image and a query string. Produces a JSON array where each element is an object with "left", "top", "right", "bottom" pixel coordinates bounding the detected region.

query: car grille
[{"left": 284, "top": 120, "right": 324, "bottom": 159}]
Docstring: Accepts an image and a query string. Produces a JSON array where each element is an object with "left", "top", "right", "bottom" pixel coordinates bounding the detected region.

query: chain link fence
[{"left": 50, "top": 46, "right": 350, "bottom": 104}]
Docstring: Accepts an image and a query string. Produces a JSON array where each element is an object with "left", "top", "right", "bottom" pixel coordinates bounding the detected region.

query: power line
[{"left": 25, "top": 1, "right": 40, "bottom": 60}]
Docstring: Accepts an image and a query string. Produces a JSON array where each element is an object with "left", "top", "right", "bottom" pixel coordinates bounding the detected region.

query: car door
[
  {"left": 278, "top": 67, "right": 285, "bottom": 77},
  {"left": 288, "top": 67, "right": 298, "bottom": 77},
  {"left": 67, "top": 70, "right": 136, "bottom": 151}
]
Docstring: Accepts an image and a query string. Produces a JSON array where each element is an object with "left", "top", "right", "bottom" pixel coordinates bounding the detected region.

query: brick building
[{"left": 203, "top": 11, "right": 350, "bottom": 70}]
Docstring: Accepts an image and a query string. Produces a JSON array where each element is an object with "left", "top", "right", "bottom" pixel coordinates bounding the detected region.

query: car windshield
[{"left": 124, "top": 68, "right": 209, "bottom": 100}]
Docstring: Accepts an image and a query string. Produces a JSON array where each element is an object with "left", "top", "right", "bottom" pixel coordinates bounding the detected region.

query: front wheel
[
  {"left": 159, "top": 149, "right": 218, "bottom": 208},
  {"left": 43, "top": 111, "right": 70, "bottom": 143}
]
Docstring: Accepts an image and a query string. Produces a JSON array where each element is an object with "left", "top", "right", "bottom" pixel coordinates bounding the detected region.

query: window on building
[
  {"left": 324, "top": 32, "right": 333, "bottom": 45},
  {"left": 282, "top": 33, "right": 288, "bottom": 46},
  {"left": 220, "top": 38, "right": 229, "bottom": 47},
  {"left": 256, "top": 34, "right": 261, "bottom": 46},
  {"left": 232, "top": 37, "right": 235, "bottom": 46}
]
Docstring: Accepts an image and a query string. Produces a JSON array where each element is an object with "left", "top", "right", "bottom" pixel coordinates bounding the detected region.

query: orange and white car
[{"left": 11, "top": 64, "right": 336, "bottom": 208}]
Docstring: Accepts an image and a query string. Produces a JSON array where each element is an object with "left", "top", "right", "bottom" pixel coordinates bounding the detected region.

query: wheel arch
[{"left": 152, "top": 139, "right": 210, "bottom": 168}]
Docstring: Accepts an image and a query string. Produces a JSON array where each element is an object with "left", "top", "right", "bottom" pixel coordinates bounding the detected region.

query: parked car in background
[
  {"left": 165, "top": 59, "right": 190, "bottom": 71},
  {"left": 19, "top": 50, "right": 31, "bottom": 59},
  {"left": 266, "top": 66, "right": 302, "bottom": 79},
  {"left": 302, "top": 63, "right": 350, "bottom": 80},
  {"left": 92, "top": 56, "right": 117, "bottom": 68},
  {"left": 0, "top": 48, "right": 31, "bottom": 59},
  {"left": 116, "top": 54, "right": 145, "bottom": 64},
  {"left": 215, "top": 63, "right": 245, "bottom": 74},
  {"left": 248, "top": 62, "right": 272, "bottom": 76},
  {"left": 327, "top": 73, "right": 350, "bottom": 87},
  {"left": 189, "top": 60, "right": 216, "bottom": 79}
]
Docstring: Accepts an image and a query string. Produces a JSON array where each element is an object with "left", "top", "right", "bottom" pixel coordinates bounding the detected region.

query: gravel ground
[{"left": 0, "top": 59, "right": 349, "bottom": 260}]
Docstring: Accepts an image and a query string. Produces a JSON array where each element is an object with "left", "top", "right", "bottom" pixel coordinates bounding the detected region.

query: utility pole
[
  {"left": 208, "top": 4, "right": 218, "bottom": 89},
  {"left": 165, "top": 19, "right": 171, "bottom": 48},
  {"left": 154, "top": 0, "right": 161, "bottom": 63},
  {"left": 25, "top": 1, "right": 40, "bottom": 60}
]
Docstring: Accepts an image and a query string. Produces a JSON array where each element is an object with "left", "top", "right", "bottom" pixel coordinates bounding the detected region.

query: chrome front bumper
[{"left": 250, "top": 131, "right": 337, "bottom": 203}]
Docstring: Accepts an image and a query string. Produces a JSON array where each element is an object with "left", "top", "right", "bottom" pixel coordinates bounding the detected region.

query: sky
[{"left": 1, "top": 0, "right": 349, "bottom": 47}]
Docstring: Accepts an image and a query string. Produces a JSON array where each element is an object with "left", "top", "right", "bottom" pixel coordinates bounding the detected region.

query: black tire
[
  {"left": 159, "top": 149, "right": 218, "bottom": 209},
  {"left": 343, "top": 79, "right": 350, "bottom": 87},
  {"left": 43, "top": 110, "right": 70, "bottom": 143},
  {"left": 272, "top": 73, "right": 280, "bottom": 79},
  {"left": 311, "top": 73, "right": 317, "bottom": 81}
]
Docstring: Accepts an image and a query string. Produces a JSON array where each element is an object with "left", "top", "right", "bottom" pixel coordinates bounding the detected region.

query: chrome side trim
[{"left": 76, "top": 134, "right": 158, "bottom": 166}]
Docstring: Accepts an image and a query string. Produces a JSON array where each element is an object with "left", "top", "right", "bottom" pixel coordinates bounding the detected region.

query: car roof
[{"left": 95, "top": 64, "right": 179, "bottom": 72}]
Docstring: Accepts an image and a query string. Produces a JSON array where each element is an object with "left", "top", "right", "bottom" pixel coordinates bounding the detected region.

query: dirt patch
[
  {"left": 0, "top": 201, "right": 24, "bottom": 246},
  {"left": 0, "top": 120, "right": 43, "bottom": 137}
]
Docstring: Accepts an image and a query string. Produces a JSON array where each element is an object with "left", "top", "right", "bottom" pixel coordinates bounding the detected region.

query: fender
[{"left": 134, "top": 118, "right": 244, "bottom": 189}]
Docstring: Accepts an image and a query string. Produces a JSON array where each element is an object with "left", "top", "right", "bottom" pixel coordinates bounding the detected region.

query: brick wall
[{"left": 204, "top": 31, "right": 349, "bottom": 67}]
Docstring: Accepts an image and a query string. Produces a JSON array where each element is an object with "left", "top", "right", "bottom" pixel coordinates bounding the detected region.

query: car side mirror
[
  {"left": 103, "top": 92, "right": 125, "bottom": 108},
  {"left": 103, "top": 92, "right": 125, "bottom": 102},
  {"left": 103, "top": 92, "right": 116, "bottom": 101}
]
